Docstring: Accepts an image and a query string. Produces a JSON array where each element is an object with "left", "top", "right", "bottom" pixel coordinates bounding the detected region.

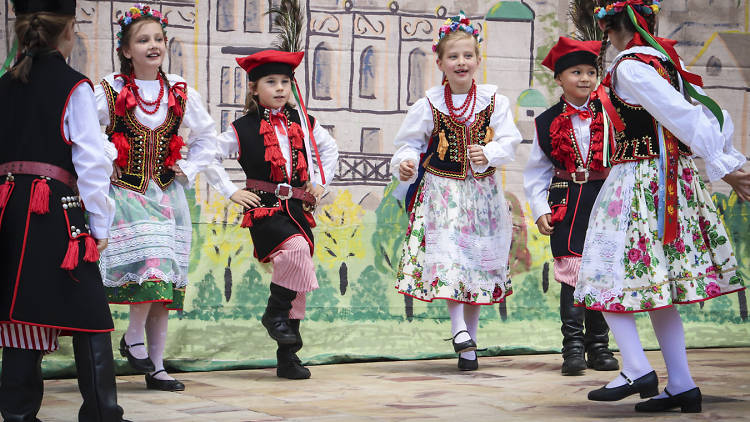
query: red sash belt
[{"left": 0, "top": 161, "right": 77, "bottom": 190}]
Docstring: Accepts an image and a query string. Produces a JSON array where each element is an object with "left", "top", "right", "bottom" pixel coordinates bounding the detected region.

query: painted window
[
  {"left": 407, "top": 48, "right": 427, "bottom": 106},
  {"left": 169, "top": 38, "right": 184, "bottom": 76},
  {"left": 360, "top": 127, "right": 382, "bottom": 153},
  {"left": 359, "top": 46, "right": 376, "bottom": 99},
  {"left": 217, "top": 0, "right": 235, "bottom": 32},
  {"left": 234, "top": 67, "right": 245, "bottom": 104},
  {"left": 220, "top": 66, "right": 232, "bottom": 105},
  {"left": 313, "top": 42, "right": 332, "bottom": 100},
  {"left": 69, "top": 33, "right": 88, "bottom": 75},
  {"left": 268, "top": 0, "right": 281, "bottom": 32},
  {"left": 245, "top": 0, "right": 261, "bottom": 32}
]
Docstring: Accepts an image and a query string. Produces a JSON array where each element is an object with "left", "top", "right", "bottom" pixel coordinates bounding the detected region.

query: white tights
[
  {"left": 447, "top": 302, "right": 482, "bottom": 360},
  {"left": 124, "top": 302, "right": 174, "bottom": 381},
  {"left": 603, "top": 307, "right": 696, "bottom": 397}
]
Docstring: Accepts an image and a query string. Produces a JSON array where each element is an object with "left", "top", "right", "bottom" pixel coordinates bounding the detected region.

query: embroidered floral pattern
[
  {"left": 396, "top": 173, "right": 513, "bottom": 304},
  {"left": 575, "top": 156, "right": 744, "bottom": 312}
]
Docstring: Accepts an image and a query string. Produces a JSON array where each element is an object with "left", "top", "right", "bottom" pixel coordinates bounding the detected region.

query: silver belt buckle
[
  {"left": 572, "top": 167, "right": 589, "bottom": 184},
  {"left": 275, "top": 183, "right": 293, "bottom": 200}
]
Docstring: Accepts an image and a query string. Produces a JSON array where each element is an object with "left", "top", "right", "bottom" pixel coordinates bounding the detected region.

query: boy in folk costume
[
  {"left": 0, "top": 0, "right": 128, "bottom": 419},
  {"left": 524, "top": 37, "right": 618, "bottom": 375},
  {"left": 216, "top": 50, "right": 338, "bottom": 379}
]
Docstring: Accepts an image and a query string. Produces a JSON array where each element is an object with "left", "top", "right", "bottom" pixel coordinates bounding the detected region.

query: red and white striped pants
[
  {"left": 269, "top": 235, "right": 319, "bottom": 319},
  {"left": 0, "top": 323, "right": 60, "bottom": 352}
]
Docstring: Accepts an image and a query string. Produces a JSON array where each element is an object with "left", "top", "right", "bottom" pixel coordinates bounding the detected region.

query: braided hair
[{"left": 10, "top": 12, "right": 73, "bottom": 83}]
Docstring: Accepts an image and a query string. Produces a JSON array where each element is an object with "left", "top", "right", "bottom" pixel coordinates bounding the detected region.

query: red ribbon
[
  {"left": 168, "top": 82, "right": 187, "bottom": 117},
  {"left": 662, "top": 129, "right": 680, "bottom": 245},
  {"left": 593, "top": 79, "right": 625, "bottom": 133},
  {"left": 269, "top": 112, "right": 288, "bottom": 136},
  {"left": 625, "top": 6, "right": 703, "bottom": 87},
  {"left": 113, "top": 74, "right": 138, "bottom": 117},
  {"left": 561, "top": 106, "right": 591, "bottom": 120}
]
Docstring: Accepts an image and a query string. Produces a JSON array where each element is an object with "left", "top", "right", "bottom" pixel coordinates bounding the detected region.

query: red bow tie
[
  {"left": 563, "top": 107, "right": 591, "bottom": 120},
  {"left": 269, "top": 112, "right": 288, "bottom": 136}
]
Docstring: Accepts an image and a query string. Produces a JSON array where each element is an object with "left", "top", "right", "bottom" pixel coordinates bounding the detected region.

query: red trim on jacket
[{"left": 59, "top": 79, "right": 94, "bottom": 146}]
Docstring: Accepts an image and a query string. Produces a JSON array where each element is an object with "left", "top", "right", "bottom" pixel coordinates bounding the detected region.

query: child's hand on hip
[
  {"left": 110, "top": 164, "right": 122, "bottom": 182},
  {"left": 468, "top": 145, "right": 488, "bottom": 167},
  {"left": 723, "top": 168, "right": 750, "bottom": 202},
  {"left": 304, "top": 181, "right": 325, "bottom": 203},
  {"left": 95, "top": 238, "right": 109, "bottom": 252},
  {"left": 170, "top": 164, "right": 186, "bottom": 178},
  {"left": 536, "top": 213, "right": 554, "bottom": 236},
  {"left": 230, "top": 190, "right": 262, "bottom": 208},
  {"left": 399, "top": 160, "right": 416, "bottom": 181}
]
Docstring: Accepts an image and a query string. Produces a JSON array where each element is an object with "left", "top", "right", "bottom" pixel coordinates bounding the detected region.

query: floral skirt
[
  {"left": 575, "top": 157, "right": 744, "bottom": 313},
  {"left": 396, "top": 172, "right": 512, "bottom": 304},
  {"left": 100, "top": 182, "right": 192, "bottom": 310}
]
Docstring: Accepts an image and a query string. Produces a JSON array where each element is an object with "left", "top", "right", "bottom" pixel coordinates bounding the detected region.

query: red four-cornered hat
[
  {"left": 542, "top": 37, "right": 601, "bottom": 75},
  {"left": 236, "top": 50, "right": 305, "bottom": 81}
]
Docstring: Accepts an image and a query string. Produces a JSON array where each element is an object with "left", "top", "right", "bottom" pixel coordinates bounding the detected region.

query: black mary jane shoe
[
  {"left": 588, "top": 371, "right": 659, "bottom": 401},
  {"left": 445, "top": 330, "right": 477, "bottom": 354},
  {"left": 119, "top": 335, "right": 156, "bottom": 373},
  {"left": 145, "top": 369, "right": 185, "bottom": 392},
  {"left": 457, "top": 355, "right": 478, "bottom": 371},
  {"left": 635, "top": 387, "right": 702, "bottom": 413}
]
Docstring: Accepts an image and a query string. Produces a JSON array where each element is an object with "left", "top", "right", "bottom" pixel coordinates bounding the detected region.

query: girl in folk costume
[
  {"left": 95, "top": 4, "right": 254, "bottom": 391},
  {"left": 392, "top": 12, "right": 522, "bottom": 371},
  {"left": 216, "top": 50, "right": 338, "bottom": 380},
  {"left": 0, "top": 0, "right": 129, "bottom": 420},
  {"left": 523, "top": 37, "right": 618, "bottom": 375},
  {"left": 577, "top": 0, "right": 750, "bottom": 412}
]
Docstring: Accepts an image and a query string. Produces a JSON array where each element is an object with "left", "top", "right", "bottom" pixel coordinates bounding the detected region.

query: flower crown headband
[
  {"left": 432, "top": 11, "right": 482, "bottom": 53},
  {"left": 594, "top": 0, "right": 660, "bottom": 19},
  {"left": 116, "top": 3, "right": 168, "bottom": 50}
]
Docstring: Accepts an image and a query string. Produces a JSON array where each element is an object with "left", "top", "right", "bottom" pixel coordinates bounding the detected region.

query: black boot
[
  {"left": 585, "top": 309, "right": 619, "bottom": 371},
  {"left": 276, "top": 319, "right": 310, "bottom": 379},
  {"left": 560, "top": 284, "right": 586, "bottom": 375},
  {"left": 0, "top": 347, "right": 43, "bottom": 422},
  {"left": 261, "top": 283, "right": 297, "bottom": 345},
  {"left": 73, "top": 332, "right": 128, "bottom": 422}
]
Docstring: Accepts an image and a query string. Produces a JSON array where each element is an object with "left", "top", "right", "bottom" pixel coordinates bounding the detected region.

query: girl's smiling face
[
  {"left": 436, "top": 36, "right": 481, "bottom": 94},
  {"left": 122, "top": 20, "right": 166, "bottom": 79}
]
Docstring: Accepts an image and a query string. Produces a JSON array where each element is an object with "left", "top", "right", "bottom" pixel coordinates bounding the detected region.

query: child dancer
[
  {"left": 576, "top": 0, "right": 749, "bottom": 412},
  {"left": 95, "top": 3, "right": 253, "bottom": 391},
  {"left": 392, "top": 12, "right": 522, "bottom": 371},
  {"left": 0, "top": 0, "right": 129, "bottom": 419},
  {"left": 523, "top": 36, "right": 618, "bottom": 375},
  {"left": 216, "top": 50, "right": 338, "bottom": 379}
]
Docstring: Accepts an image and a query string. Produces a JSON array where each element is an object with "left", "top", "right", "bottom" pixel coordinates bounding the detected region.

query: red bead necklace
[
  {"left": 132, "top": 74, "right": 165, "bottom": 115},
  {"left": 444, "top": 80, "right": 477, "bottom": 124}
]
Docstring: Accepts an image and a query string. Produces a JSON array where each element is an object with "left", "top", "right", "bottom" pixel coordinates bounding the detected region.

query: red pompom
[
  {"left": 111, "top": 132, "right": 131, "bottom": 168},
  {"left": 164, "top": 134, "right": 185, "bottom": 167}
]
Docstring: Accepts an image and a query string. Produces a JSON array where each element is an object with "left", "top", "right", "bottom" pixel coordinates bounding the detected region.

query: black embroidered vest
[
  {"left": 101, "top": 79, "right": 186, "bottom": 193},
  {"left": 535, "top": 99, "right": 606, "bottom": 257},
  {"left": 609, "top": 54, "right": 692, "bottom": 164},
  {"left": 232, "top": 105, "right": 316, "bottom": 261},
  {"left": 423, "top": 97, "right": 496, "bottom": 180}
]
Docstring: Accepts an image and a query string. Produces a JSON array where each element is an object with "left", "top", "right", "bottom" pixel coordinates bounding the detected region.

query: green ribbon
[
  {"left": 0, "top": 40, "right": 18, "bottom": 78},
  {"left": 626, "top": 6, "right": 724, "bottom": 129}
]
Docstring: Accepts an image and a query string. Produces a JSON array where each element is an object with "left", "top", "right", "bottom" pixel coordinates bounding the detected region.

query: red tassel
[
  {"left": 296, "top": 150, "right": 308, "bottom": 182},
  {"left": 60, "top": 238, "right": 79, "bottom": 270},
  {"left": 288, "top": 123, "right": 304, "bottom": 149},
  {"left": 0, "top": 181, "right": 13, "bottom": 208},
  {"left": 260, "top": 120, "right": 274, "bottom": 137},
  {"left": 240, "top": 211, "right": 254, "bottom": 228},
  {"left": 83, "top": 236, "right": 99, "bottom": 262},
  {"left": 111, "top": 132, "right": 131, "bottom": 168},
  {"left": 550, "top": 205, "right": 567, "bottom": 225},
  {"left": 240, "top": 207, "right": 280, "bottom": 228},
  {"left": 164, "top": 134, "right": 185, "bottom": 167},
  {"left": 29, "top": 179, "right": 50, "bottom": 215},
  {"left": 304, "top": 211, "right": 316, "bottom": 228}
]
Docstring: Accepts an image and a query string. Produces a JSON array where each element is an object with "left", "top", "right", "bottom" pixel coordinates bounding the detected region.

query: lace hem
[{"left": 102, "top": 267, "right": 188, "bottom": 288}]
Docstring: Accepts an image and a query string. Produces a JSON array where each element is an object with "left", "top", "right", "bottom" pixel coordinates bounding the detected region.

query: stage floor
[{"left": 38, "top": 348, "right": 750, "bottom": 421}]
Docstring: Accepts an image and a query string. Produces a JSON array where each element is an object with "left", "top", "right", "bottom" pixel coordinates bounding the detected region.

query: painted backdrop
[{"left": 1, "top": 0, "right": 749, "bottom": 375}]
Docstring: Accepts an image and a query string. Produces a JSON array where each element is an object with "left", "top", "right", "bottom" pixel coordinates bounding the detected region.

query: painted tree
[
  {"left": 350, "top": 265, "right": 390, "bottom": 320},
  {"left": 315, "top": 190, "right": 366, "bottom": 295},
  {"left": 230, "top": 265, "right": 268, "bottom": 320},
  {"left": 712, "top": 192, "right": 749, "bottom": 320},
  {"left": 371, "top": 180, "right": 410, "bottom": 319},
  {"left": 200, "top": 222, "right": 247, "bottom": 302},
  {"left": 306, "top": 265, "right": 340, "bottom": 321},
  {"left": 190, "top": 271, "right": 224, "bottom": 321}
]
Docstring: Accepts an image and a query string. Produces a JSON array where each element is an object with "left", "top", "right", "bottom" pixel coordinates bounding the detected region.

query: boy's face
[
  {"left": 253, "top": 73, "right": 292, "bottom": 110},
  {"left": 555, "top": 64, "right": 597, "bottom": 106}
]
